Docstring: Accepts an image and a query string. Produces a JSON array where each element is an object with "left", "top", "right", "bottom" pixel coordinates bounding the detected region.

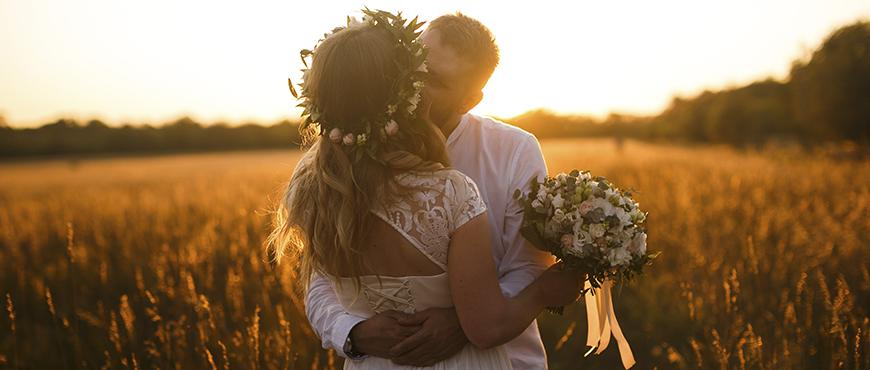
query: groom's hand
[
  {"left": 349, "top": 310, "right": 419, "bottom": 358},
  {"left": 389, "top": 307, "right": 468, "bottom": 367}
]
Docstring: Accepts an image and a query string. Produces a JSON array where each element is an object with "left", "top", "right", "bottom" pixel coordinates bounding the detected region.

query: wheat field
[{"left": 0, "top": 139, "right": 867, "bottom": 369}]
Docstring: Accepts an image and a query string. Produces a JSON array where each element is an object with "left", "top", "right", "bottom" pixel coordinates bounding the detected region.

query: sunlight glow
[{"left": 0, "top": 0, "right": 868, "bottom": 127}]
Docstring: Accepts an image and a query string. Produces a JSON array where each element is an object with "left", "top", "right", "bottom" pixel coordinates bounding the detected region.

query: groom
[{"left": 305, "top": 13, "right": 556, "bottom": 369}]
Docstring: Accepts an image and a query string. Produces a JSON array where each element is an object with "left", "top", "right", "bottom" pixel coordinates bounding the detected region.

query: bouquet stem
[{"left": 545, "top": 306, "right": 565, "bottom": 315}]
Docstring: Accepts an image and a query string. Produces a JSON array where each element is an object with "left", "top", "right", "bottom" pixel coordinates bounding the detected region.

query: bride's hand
[{"left": 534, "top": 262, "right": 584, "bottom": 307}]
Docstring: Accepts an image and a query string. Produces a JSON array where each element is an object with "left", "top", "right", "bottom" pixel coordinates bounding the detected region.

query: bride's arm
[{"left": 448, "top": 213, "right": 580, "bottom": 349}]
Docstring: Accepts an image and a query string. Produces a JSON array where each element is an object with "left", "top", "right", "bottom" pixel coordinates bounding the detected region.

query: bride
[{"left": 269, "top": 10, "right": 582, "bottom": 369}]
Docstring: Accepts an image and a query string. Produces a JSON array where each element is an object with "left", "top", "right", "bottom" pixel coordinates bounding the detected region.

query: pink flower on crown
[
  {"left": 385, "top": 120, "right": 399, "bottom": 136},
  {"left": 328, "top": 128, "right": 343, "bottom": 143}
]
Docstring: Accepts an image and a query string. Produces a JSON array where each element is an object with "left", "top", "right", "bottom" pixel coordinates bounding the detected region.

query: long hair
[{"left": 267, "top": 22, "right": 450, "bottom": 289}]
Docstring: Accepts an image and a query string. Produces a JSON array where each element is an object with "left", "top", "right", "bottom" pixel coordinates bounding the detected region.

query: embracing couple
[{"left": 270, "top": 10, "right": 585, "bottom": 370}]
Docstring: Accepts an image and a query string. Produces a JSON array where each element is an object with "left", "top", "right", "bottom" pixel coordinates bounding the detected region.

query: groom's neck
[{"left": 439, "top": 113, "right": 464, "bottom": 139}]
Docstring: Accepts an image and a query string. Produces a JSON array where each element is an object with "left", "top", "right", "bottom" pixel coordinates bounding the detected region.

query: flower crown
[{"left": 288, "top": 8, "right": 428, "bottom": 158}]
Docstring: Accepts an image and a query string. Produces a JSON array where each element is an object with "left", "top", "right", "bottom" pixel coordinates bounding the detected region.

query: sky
[{"left": 1, "top": 0, "right": 868, "bottom": 128}]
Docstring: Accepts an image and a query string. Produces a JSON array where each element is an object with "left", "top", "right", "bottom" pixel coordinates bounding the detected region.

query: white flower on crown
[
  {"left": 356, "top": 133, "right": 368, "bottom": 145},
  {"left": 406, "top": 92, "right": 421, "bottom": 114},
  {"left": 386, "top": 104, "right": 397, "bottom": 115}
]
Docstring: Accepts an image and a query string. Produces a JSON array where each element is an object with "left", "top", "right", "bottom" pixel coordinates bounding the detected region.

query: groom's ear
[{"left": 460, "top": 90, "right": 483, "bottom": 112}]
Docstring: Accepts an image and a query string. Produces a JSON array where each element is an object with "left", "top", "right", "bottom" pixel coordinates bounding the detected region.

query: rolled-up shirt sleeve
[
  {"left": 305, "top": 273, "right": 366, "bottom": 358},
  {"left": 498, "top": 134, "right": 556, "bottom": 297}
]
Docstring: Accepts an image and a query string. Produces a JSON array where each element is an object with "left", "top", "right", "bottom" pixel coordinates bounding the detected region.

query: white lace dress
[{"left": 330, "top": 169, "right": 513, "bottom": 370}]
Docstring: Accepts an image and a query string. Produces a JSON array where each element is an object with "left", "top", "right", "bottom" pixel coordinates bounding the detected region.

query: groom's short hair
[{"left": 428, "top": 13, "right": 500, "bottom": 89}]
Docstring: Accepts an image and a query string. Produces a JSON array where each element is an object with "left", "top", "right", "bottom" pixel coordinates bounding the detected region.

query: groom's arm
[
  {"left": 498, "top": 134, "right": 556, "bottom": 297},
  {"left": 305, "top": 273, "right": 366, "bottom": 358},
  {"left": 306, "top": 273, "right": 419, "bottom": 360}
]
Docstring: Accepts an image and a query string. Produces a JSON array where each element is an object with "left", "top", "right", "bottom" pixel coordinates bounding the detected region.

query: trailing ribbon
[{"left": 583, "top": 279, "right": 635, "bottom": 369}]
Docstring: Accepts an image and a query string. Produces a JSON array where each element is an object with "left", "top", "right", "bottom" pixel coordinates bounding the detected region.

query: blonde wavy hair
[{"left": 267, "top": 22, "right": 450, "bottom": 289}]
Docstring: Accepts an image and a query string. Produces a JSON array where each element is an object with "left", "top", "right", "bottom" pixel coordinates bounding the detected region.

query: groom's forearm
[{"left": 305, "top": 273, "right": 366, "bottom": 358}]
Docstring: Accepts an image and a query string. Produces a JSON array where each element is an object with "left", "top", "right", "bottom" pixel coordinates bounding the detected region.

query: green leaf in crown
[{"left": 287, "top": 8, "right": 429, "bottom": 162}]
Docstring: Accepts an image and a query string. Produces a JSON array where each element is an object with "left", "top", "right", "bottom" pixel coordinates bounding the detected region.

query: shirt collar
[{"left": 446, "top": 113, "right": 472, "bottom": 148}]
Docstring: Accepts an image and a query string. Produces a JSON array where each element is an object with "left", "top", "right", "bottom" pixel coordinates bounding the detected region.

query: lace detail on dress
[
  {"left": 371, "top": 170, "right": 487, "bottom": 270},
  {"left": 449, "top": 172, "right": 488, "bottom": 229}
]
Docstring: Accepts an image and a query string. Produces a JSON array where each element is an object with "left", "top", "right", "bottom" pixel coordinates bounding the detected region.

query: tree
[
  {"left": 789, "top": 21, "right": 870, "bottom": 142},
  {"left": 704, "top": 79, "right": 792, "bottom": 147}
]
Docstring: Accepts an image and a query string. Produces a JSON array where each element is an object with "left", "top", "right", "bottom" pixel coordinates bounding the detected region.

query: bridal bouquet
[{"left": 514, "top": 170, "right": 658, "bottom": 369}]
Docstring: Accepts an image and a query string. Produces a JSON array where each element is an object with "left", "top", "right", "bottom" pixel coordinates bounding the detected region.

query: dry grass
[{"left": 0, "top": 140, "right": 867, "bottom": 369}]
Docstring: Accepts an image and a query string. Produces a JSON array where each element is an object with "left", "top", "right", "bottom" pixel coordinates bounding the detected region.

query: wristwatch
[{"left": 343, "top": 330, "right": 366, "bottom": 359}]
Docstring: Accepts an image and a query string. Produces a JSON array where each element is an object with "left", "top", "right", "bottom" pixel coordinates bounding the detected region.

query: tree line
[
  {"left": 512, "top": 21, "right": 869, "bottom": 148},
  {"left": 0, "top": 118, "right": 301, "bottom": 158},
  {"left": 0, "top": 21, "right": 866, "bottom": 158}
]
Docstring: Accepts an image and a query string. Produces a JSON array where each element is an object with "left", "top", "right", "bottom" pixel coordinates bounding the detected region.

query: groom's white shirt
[{"left": 305, "top": 113, "right": 553, "bottom": 370}]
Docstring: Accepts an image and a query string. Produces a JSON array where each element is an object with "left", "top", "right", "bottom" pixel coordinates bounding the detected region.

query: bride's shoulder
[
  {"left": 436, "top": 169, "right": 483, "bottom": 201},
  {"left": 426, "top": 168, "right": 475, "bottom": 186},
  {"left": 399, "top": 169, "right": 478, "bottom": 194}
]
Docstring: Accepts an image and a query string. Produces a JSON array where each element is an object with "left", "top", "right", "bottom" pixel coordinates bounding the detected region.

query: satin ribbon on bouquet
[{"left": 583, "top": 279, "right": 636, "bottom": 369}]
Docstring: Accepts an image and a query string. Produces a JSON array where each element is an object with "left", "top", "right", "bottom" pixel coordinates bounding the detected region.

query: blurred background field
[{"left": 1, "top": 139, "right": 867, "bottom": 369}]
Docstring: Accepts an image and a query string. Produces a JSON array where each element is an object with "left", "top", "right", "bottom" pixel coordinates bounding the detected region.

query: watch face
[{"left": 344, "top": 336, "right": 364, "bottom": 359}]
